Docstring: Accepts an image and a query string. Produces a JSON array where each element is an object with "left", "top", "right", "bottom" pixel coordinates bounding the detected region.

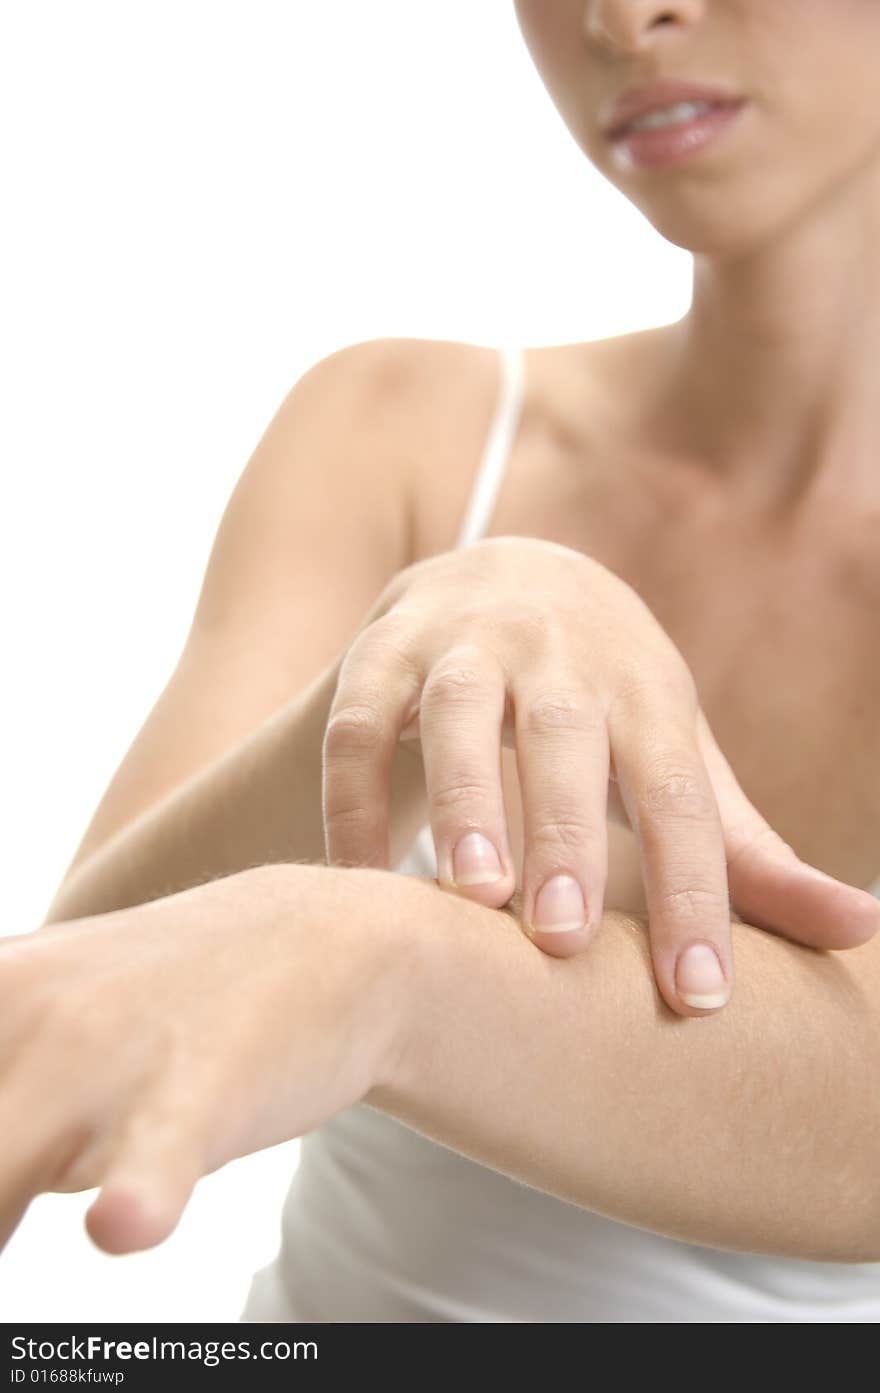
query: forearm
[
  {"left": 42, "top": 662, "right": 426, "bottom": 925},
  {"left": 370, "top": 874, "right": 880, "bottom": 1261}
]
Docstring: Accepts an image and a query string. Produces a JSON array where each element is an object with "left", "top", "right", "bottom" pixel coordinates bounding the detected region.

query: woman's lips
[{"left": 606, "top": 99, "right": 747, "bottom": 170}]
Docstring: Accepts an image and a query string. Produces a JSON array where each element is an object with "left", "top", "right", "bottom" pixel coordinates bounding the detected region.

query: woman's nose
[{"left": 583, "top": 0, "right": 705, "bottom": 53}]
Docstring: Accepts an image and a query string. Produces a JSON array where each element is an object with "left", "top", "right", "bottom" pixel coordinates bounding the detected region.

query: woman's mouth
[{"left": 602, "top": 85, "right": 748, "bottom": 171}]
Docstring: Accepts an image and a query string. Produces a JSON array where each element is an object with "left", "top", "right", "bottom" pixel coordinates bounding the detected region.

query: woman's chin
[{"left": 639, "top": 196, "right": 790, "bottom": 261}]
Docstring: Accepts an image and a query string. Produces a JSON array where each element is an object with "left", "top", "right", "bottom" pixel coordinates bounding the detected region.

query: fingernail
[
  {"left": 676, "top": 942, "right": 729, "bottom": 1009},
  {"left": 452, "top": 832, "right": 505, "bottom": 886},
  {"left": 531, "top": 874, "right": 586, "bottom": 934}
]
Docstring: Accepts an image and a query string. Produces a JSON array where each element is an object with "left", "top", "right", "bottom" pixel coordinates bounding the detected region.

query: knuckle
[
  {"left": 323, "top": 800, "right": 379, "bottom": 837},
  {"left": 431, "top": 776, "right": 496, "bottom": 814},
  {"left": 357, "top": 610, "right": 412, "bottom": 653},
  {"left": 529, "top": 813, "right": 601, "bottom": 855},
  {"left": 323, "top": 704, "right": 387, "bottom": 758},
  {"left": 522, "top": 690, "right": 590, "bottom": 738},
  {"left": 346, "top": 614, "right": 420, "bottom": 680},
  {"left": 422, "top": 662, "right": 487, "bottom": 707},
  {"left": 613, "top": 655, "right": 698, "bottom": 714},
  {"left": 489, "top": 605, "right": 554, "bottom": 653},
  {"left": 655, "top": 882, "right": 728, "bottom": 926},
  {"left": 642, "top": 765, "right": 714, "bottom": 818}
]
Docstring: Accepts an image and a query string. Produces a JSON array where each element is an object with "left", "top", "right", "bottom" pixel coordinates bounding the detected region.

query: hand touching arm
[
  {"left": 372, "top": 874, "right": 880, "bottom": 1262},
  {"left": 4, "top": 862, "right": 878, "bottom": 1260}
]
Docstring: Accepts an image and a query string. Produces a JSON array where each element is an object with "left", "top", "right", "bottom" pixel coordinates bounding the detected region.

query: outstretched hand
[{"left": 0, "top": 864, "right": 405, "bottom": 1257}]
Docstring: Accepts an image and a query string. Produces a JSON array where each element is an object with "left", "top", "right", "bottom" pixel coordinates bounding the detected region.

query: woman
[{"left": 7, "top": 0, "right": 880, "bottom": 1321}]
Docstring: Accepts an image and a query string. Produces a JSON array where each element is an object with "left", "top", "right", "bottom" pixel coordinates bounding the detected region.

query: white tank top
[{"left": 241, "top": 345, "right": 880, "bottom": 1323}]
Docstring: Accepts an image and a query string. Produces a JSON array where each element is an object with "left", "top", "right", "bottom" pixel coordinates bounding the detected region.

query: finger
[
  {"left": 419, "top": 645, "right": 516, "bottom": 908},
  {"left": 0, "top": 1093, "right": 59, "bottom": 1253},
  {"left": 696, "top": 709, "right": 880, "bottom": 949},
  {"left": 610, "top": 686, "right": 733, "bottom": 1015},
  {"left": 323, "top": 618, "right": 423, "bottom": 872},
  {"left": 0, "top": 1189, "right": 31, "bottom": 1254},
  {"left": 0, "top": 1130, "right": 38, "bottom": 1252},
  {"left": 512, "top": 673, "right": 610, "bottom": 958},
  {"left": 85, "top": 1096, "right": 208, "bottom": 1256}
]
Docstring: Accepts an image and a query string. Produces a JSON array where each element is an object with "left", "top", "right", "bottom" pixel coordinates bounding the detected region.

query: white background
[{"left": 0, "top": 2, "right": 691, "bottom": 1321}]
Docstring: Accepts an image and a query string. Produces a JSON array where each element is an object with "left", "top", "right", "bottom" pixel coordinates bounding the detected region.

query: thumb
[
  {"left": 85, "top": 1097, "right": 208, "bottom": 1256},
  {"left": 697, "top": 709, "right": 879, "bottom": 949}
]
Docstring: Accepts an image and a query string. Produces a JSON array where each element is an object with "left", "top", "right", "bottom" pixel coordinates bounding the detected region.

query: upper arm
[{"left": 59, "top": 337, "right": 433, "bottom": 878}]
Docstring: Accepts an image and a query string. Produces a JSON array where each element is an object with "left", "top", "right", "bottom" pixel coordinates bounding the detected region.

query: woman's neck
[{"left": 645, "top": 172, "right": 880, "bottom": 513}]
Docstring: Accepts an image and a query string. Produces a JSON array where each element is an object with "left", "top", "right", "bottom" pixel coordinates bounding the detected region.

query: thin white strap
[{"left": 455, "top": 345, "right": 525, "bottom": 549}]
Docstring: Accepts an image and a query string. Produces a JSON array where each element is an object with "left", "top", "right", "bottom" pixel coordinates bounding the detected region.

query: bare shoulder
[
  {"left": 349, "top": 328, "right": 671, "bottom": 565},
  {"left": 284, "top": 335, "right": 503, "bottom": 563},
  {"left": 363, "top": 336, "right": 504, "bottom": 562},
  {"left": 371, "top": 333, "right": 618, "bottom": 562}
]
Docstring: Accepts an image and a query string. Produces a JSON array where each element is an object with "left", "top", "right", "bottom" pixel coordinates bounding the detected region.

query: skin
[
  {"left": 3, "top": 864, "right": 879, "bottom": 1261},
  {"left": 325, "top": 540, "right": 879, "bottom": 1021},
  {"left": 323, "top": 0, "right": 880, "bottom": 1006},
  {"left": 40, "top": 6, "right": 880, "bottom": 1022},
  {"left": 514, "top": 0, "right": 880, "bottom": 498},
  {"left": 0, "top": 867, "right": 404, "bottom": 1255},
  {"left": 6, "top": 0, "right": 880, "bottom": 1266}
]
